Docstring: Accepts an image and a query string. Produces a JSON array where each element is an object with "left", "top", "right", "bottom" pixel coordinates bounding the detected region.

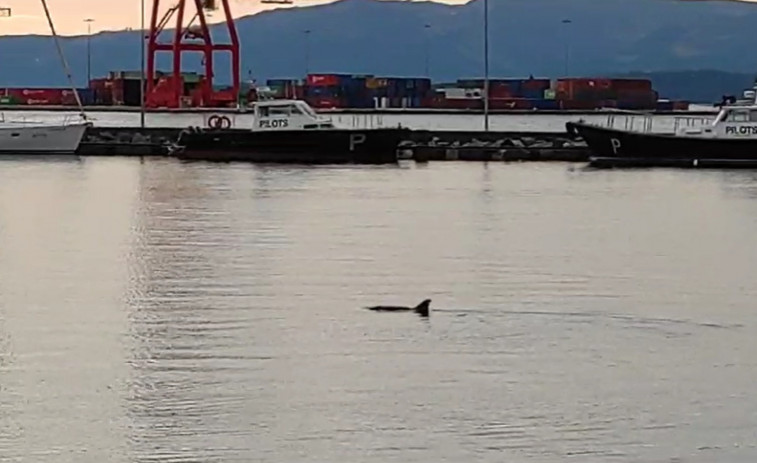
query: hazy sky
[{"left": 0, "top": 0, "right": 466, "bottom": 36}]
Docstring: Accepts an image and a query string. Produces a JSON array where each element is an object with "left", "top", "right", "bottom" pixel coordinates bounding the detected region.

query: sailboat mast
[{"left": 39, "top": 0, "right": 88, "bottom": 121}]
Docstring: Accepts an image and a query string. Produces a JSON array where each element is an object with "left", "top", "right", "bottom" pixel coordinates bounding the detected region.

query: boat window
[
  {"left": 750, "top": 110, "right": 757, "bottom": 122},
  {"left": 258, "top": 105, "right": 297, "bottom": 117},
  {"left": 730, "top": 110, "right": 750, "bottom": 122},
  {"left": 269, "top": 105, "right": 295, "bottom": 116},
  {"left": 297, "top": 104, "right": 318, "bottom": 118}
]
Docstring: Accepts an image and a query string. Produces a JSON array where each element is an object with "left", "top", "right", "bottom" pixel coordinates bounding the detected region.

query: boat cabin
[
  {"left": 707, "top": 105, "right": 757, "bottom": 137},
  {"left": 250, "top": 99, "right": 335, "bottom": 131}
]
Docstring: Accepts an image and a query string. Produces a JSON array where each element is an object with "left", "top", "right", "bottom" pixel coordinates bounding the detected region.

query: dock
[{"left": 77, "top": 126, "right": 591, "bottom": 163}]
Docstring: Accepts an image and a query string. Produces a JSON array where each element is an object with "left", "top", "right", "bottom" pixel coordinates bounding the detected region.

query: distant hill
[
  {"left": 1, "top": 0, "right": 757, "bottom": 102},
  {"left": 613, "top": 70, "right": 756, "bottom": 103}
]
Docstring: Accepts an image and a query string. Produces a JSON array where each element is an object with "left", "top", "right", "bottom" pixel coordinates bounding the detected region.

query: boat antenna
[{"left": 39, "top": 0, "right": 88, "bottom": 122}]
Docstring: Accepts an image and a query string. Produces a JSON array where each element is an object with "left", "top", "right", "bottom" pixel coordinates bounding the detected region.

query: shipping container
[
  {"left": 307, "top": 96, "right": 342, "bottom": 108},
  {"left": 109, "top": 79, "right": 125, "bottom": 105},
  {"left": 307, "top": 85, "right": 341, "bottom": 97},
  {"left": 489, "top": 98, "right": 533, "bottom": 110},
  {"left": 6, "top": 88, "right": 65, "bottom": 105},
  {"left": 611, "top": 78, "right": 652, "bottom": 92},
  {"left": 123, "top": 79, "right": 143, "bottom": 106},
  {"left": 267, "top": 78, "right": 299, "bottom": 87},
  {"left": 94, "top": 86, "right": 113, "bottom": 105},
  {"left": 655, "top": 100, "right": 674, "bottom": 111},
  {"left": 489, "top": 84, "right": 513, "bottom": 99},
  {"left": 521, "top": 78, "right": 551, "bottom": 91},
  {"left": 307, "top": 74, "right": 341, "bottom": 87},
  {"left": 434, "top": 97, "right": 482, "bottom": 110},
  {"left": 77, "top": 88, "right": 95, "bottom": 106},
  {"left": 672, "top": 100, "right": 690, "bottom": 111},
  {"left": 442, "top": 87, "right": 483, "bottom": 99},
  {"left": 530, "top": 99, "right": 561, "bottom": 110},
  {"left": 521, "top": 88, "right": 546, "bottom": 99},
  {"left": 560, "top": 99, "right": 602, "bottom": 110},
  {"left": 556, "top": 78, "right": 614, "bottom": 100}
]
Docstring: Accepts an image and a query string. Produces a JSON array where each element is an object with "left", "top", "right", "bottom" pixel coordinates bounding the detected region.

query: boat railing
[
  {"left": 334, "top": 114, "right": 385, "bottom": 129},
  {"left": 604, "top": 113, "right": 655, "bottom": 133},
  {"left": 603, "top": 112, "right": 715, "bottom": 134},
  {"left": 671, "top": 115, "right": 714, "bottom": 133},
  {"left": 0, "top": 112, "right": 88, "bottom": 127}
]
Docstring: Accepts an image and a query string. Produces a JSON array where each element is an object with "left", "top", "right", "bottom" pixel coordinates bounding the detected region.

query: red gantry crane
[
  {"left": 145, "top": 0, "right": 294, "bottom": 109},
  {"left": 145, "top": 0, "right": 240, "bottom": 108}
]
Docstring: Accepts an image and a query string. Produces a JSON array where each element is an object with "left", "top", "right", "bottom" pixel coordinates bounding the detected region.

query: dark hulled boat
[
  {"left": 566, "top": 103, "right": 757, "bottom": 168},
  {"left": 170, "top": 99, "right": 410, "bottom": 164}
]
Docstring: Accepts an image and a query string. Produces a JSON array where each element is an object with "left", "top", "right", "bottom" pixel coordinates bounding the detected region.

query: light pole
[
  {"left": 424, "top": 24, "right": 431, "bottom": 78},
  {"left": 304, "top": 29, "right": 311, "bottom": 76},
  {"left": 562, "top": 19, "right": 572, "bottom": 77},
  {"left": 483, "top": 0, "right": 490, "bottom": 132},
  {"left": 140, "top": 0, "right": 145, "bottom": 128},
  {"left": 84, "top": 19, "right": 94, "bottom": 86}
]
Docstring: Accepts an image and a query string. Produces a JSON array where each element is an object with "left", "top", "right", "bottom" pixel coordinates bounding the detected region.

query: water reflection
[{"left": 125, "top": 161, "right": 253, "bottom": 462}]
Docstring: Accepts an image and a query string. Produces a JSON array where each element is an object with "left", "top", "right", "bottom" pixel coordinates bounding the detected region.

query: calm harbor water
[{"left": 1, "top": 157, "right": 757, "bottom": 462}]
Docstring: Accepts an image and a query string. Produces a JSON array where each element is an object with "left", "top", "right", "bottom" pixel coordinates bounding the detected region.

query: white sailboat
[{"left": 0, "top": 1, "right": 90, "bottom": 154}]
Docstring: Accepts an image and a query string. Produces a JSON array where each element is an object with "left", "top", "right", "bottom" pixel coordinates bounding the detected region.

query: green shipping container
[
  {"left": 544, "top": 89, "right": 556, "bottom": 100},
  {"left": 0, "top": 95, "right": 18, "bottom": 105}
]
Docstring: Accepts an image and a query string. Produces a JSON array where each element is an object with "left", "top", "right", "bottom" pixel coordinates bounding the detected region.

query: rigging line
[{"left": 39, "top": 0, "right": 88, "bottom": 122}]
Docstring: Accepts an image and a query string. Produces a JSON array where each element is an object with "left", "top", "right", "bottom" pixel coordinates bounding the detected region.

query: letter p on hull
[
  {"left": 610, "top": 138, "right": 621, "bottom": 155},
  {"left": 349, "top": 133, "right": 367, "bottom": 151}
]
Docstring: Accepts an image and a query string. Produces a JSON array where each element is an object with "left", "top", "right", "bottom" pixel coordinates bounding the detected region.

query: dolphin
[{"left": 365, "top": 299, "right": 431, "bottom": 317}]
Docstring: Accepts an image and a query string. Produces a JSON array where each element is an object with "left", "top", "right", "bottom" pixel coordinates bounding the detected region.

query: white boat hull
[{"left": 0, "top": 122, "right": 88, "bottom": 154}]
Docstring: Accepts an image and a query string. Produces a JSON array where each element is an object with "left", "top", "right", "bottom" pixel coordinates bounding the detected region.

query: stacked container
[
  {"left": 265, "top": 79, "right": 301, "bottom": 99},
  {"left": 305, "top": 73, "right": 346, "bottom": 108},
  {"left": 610, "top": 78, "right": 656, "bottom": 110}
]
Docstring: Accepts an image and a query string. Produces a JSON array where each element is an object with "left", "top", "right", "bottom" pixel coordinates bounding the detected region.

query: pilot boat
[
  {"left": 566, "top": 94, "right": 757, "bottom": 168},
  {"left": 170, "top": 99, "right": 411, "bottom": 164}
]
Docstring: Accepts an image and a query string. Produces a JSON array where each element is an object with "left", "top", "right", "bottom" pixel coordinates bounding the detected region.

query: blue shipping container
[
  {"left": 77, "top": 88, "right": 95, "bottom": 106},
  {"left": 521, "top": 89, "right": 544, "bottom": 99},
  {"left": 530, "top": 99, "right": 561, "bottom": 110},
  {"left": 306, "top": 86, "right": 341, "bottom": 97}
]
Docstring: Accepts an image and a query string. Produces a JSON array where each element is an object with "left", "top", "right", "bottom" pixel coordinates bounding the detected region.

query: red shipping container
[
  {"left": 672, "top": 101, "right": 690, "bottom": 111},
  {"left": 521, "top": 78, "right": 551, "bottom": 91},
  {"left": 110, "top": 79, "right": 125, "bottom": 105},
  {"left": 489, "top": 98, "right": 533, "bottom": 110},
  {"left": 308, "top": 96, "right": 342, "bottom": 108},
  {"left": 307, "top": 74, "right": 340, "bottom": 87},
  {"left": 611, "top": 78, "right": 652, "bottom": 92},
  {"left": 89, "top": 78, "right": 109, "bottom": 90},
  {"left": 95, "top": 88, "right": 112, "bottom": 105},
  {"left": 62, "top": 91, "right": 78, "bottom": 106},
  {"left": 489, "top": 82, "right": 513, "bottom": 98},
  {"left": 7, "top": 88, "right": 64, "bottom": 101},
  {"left": 8, "top": 88, "right": 65, "bottom": 105},
  {"left": 561, "top": 99, "right": 601, "bottom": 110},
  {"left": 435, "top": 97, "right": 481, "bottom": 110}
]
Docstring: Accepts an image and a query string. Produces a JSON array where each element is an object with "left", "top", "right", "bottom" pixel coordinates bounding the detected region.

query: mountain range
[{"left": 1, "top": 0, "right": 757, "bottom": 102}]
